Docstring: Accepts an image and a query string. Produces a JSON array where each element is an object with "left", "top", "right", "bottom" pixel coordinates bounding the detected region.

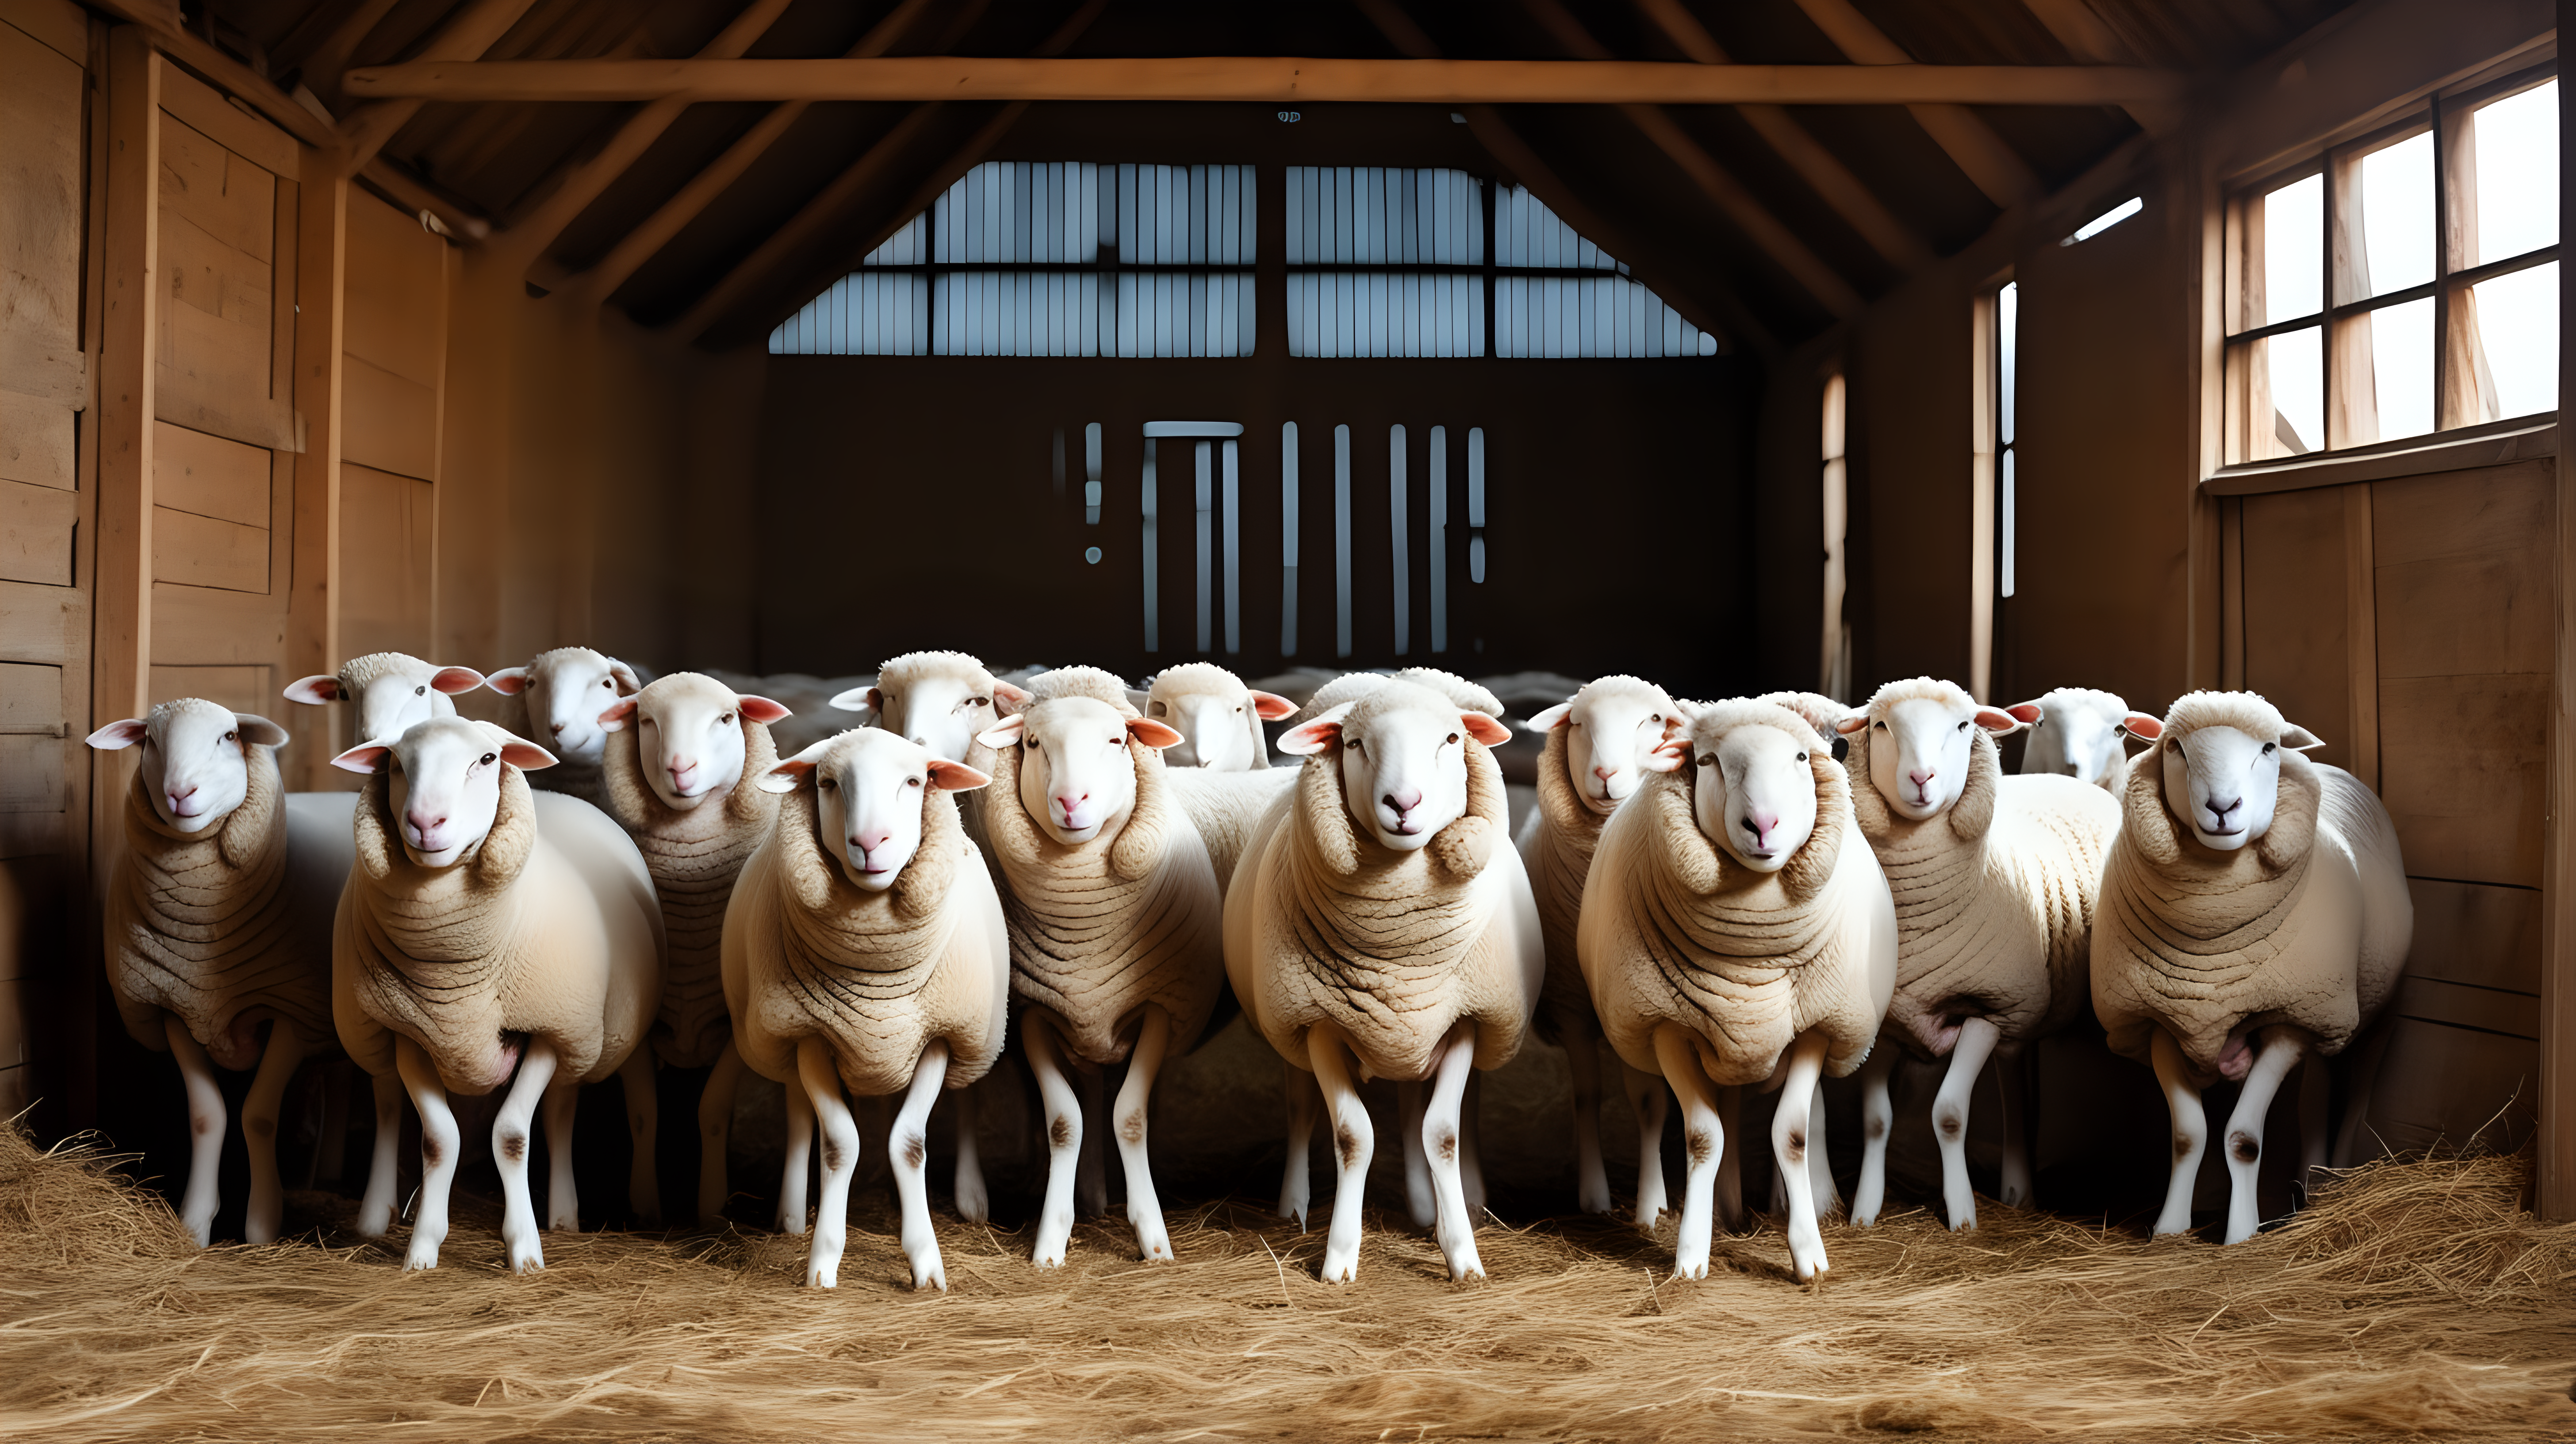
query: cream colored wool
[
  {"left": 1165, "top": 767, "right": 1299, "bottom": 894},
  {"left": 600, "top": 712, "right": 780, "bottom": 1069},
  {"left": 490, "top": 648, "right": 632, "bottom": 810},
  {"left": 1227, "top": 684, "right": 1535, "bottom": 1081},
  {"left": 106, "top": 740, "right": 338, "bottom": 1068},
  {"left": 1147, "top": 661, "right": 1276, "bottom": 770},
  {"left": 1580, "top": 701, "right": 1893, "bottom": 1086},
  {"left": 2091, "top": 692, "right": 2409, "bottom": 1077},
  {"left": 721, "top": 758, "right": 1008, "bottom": 1099},
  {"left": 982, "top": 667, "right": 1227, "bottom": 1062},
  {"left": 1522, "top": 724, "right": 1606, "bottom": 1045},
  {"left": 1757, "top": 690, "right": 1854, "bottom": 738},
  {"left": 334, "top": 769, "right": 663, "bottom": 1093},
  {"left": 1843, "top": 682, "right": 2121, "bottom": 1056},
  {"left": 1290, "top": 668, "right": 1506, "bottom": 725}
]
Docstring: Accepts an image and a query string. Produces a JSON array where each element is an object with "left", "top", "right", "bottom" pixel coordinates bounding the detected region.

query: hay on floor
[{"left": 2, "top": 1121, "right": 2572, "bottom": 1443}]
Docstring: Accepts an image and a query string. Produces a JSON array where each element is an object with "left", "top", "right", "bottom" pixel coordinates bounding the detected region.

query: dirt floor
[{"left": 3, "top": 1122, "right": 2573, "bottom": 1444}]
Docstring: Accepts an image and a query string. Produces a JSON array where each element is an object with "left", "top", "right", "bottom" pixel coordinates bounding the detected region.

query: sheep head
[
  {"left": 2145, "top": 691, "right": 2326, "bottom": 863},
  {"left": 1278, "top": 681, "right": 1512, "bottom": 856},
  {"left": 2015, "top": 686, "right": 2135, "bottom": 788},
  {"left": 285, "top": 652, "right": 485, "bottom": 746},
  {"left": 333, "top": 718, "right": 556, "bottom": 869},
  {"left": 485, "top": 647, "right": 641, "bottom": 767},
  {"left": 1837, "top": 677, "right": 2021, "bottom": 833},
  {"left": 1145, "top": 661, "right": 1294, "bottom": 771},
  {"left": 1524, "top": 674, "right": 1682, "bottom": 815},
  {"left": 762, "top": 729, "right": 987, "bottom": 899},
  {"left": 978, "top": 694, "right": 1179, "bottom": 849},
  {"left": 1651, "top": 701, "right": 1844, "bottom": 898},
  {"left": 87, "top": 699, "right": 288, "bottom": 836},
  {"left": 600, "top": 671, "right": 790, "bottom": 812},
  {"left": 835, "top": 650, "right": 1029, "bottom": 765}
]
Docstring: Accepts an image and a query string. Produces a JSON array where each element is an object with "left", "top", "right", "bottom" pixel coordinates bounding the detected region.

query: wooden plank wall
[{"left": 335, "top": 190, "right": 446, "bottom": 727}]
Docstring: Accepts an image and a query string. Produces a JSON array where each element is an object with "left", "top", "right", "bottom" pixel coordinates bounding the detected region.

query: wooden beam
[
  {"left": 87, "top": 0, "right": 339, "bottom": 152},
  {"left": 291, "top": 0, "right": 402, "bottom": 102},
  {"left": 1788, "top": 0, "right": 2043, "bottom": 207},
  {"left": 340, "top": 55, "right": 2190, "bottom": 107},
  {"left": 2539, "top": 0, "right": 2576, "bottom": 1223},
  {"left": 1629, "top": 0, "right": 1930, "bottom": 270},
  {"left": 356, "top": 156, "right": 490, "bottom": 241},
  {"left": 337, "top": 0, "right": 541, "bottom": 176},
  {"left": 288, "top": 146, "right": 348, "bottom": 789},
  {"left": 2016, "top": 0, "right": 2181, "bottom": 134},
  {"left": 1522, "top": 0, "right": 1860, "bottom": 318},
  {"left": 96, "top": 27, "right": 159, "bottom": 741}
]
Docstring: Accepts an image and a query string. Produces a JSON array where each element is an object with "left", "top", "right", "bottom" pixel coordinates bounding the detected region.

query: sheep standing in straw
[
  {"left": 2015, "top": 686, "right": 2140, "bottom": 792},
  {"left": 332, "top": 719, "right": 663, "bottom": 1271},
  {"left": 974, "top": 667, "right": 1219, "bottom": 1266},
  {"left": 1832, "top": 677, "right": 2120, "bottom": 1230},
  {"left": 1144, "top": 661, "right": 1297, "bottom": 771},
  {"left": 86, "top": 701, "right": 368, "bottom": 1245},
  {"left": 1515, "top": 675, "right": 1685, "bottom": 1220},
  {"left": 593, "top": 672, "right": 792, "bottom": 1224},
  {"left": 723, "top": 729, "right": 1008, "bottom": 1289},
  {"left": 483, "top": 647, "right": 646, "bottom": 809},
  {"left": 1225, "top": 675, "right": 1539, "bottom": 1283},
  {"left": 1582, "top": 699, "right": 1895, "bottom": 1282},
  {"left": 2093, "top": 691, "right": 2410, "bottom": 1243}
]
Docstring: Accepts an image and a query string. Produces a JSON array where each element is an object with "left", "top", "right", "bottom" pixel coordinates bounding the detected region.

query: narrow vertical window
[
  {"left": 1195, "top": 441, "right": 1215, "bottom": 653},
  {"left": 1999, "top": 281, "right": 2019, "bottom": 600},
  {"left": 1222, "top": 438, "right": 1242, "bottom": 655},
  {"left": 1334, "top": 423, "right": 1353, "bottom": 658},
  {"left": 1820, "top": 369, "right": 1850, "bottom": 702},
  {"left": 1389, "top": 426, "right": 1411, "bottom": 656},
  {"left": 1467, "top": 427, "right": 1487, "bottom": 584},
  {"left": 1428, "top": 424, "right": 1449, "bottom": 653},
  {"left": 1969, "top": 282, "right": 2007, "bottom": 703},
  {"left": 1281, "top": 423, "right": 1300, "bottom": 657},
  {"left": 1141, "top": 440, "right": 1159, "bottom": 653}
]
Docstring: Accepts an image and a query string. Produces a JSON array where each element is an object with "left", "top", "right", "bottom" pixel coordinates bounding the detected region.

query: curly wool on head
[
  {"left": 1024, "top": 664, "right": 1141, "bottom": 716},
  {"left": 876, "top": 650, "right": 1002, "bottom": 695}
]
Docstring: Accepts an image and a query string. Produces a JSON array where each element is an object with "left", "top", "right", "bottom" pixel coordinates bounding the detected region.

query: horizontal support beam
[{"left": 341, "top": 55, "right": 2186, "bottom": 107}]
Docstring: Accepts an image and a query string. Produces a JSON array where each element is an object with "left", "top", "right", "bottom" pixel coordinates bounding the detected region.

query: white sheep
[
  {"left": 330, "top": 718, "right": 664, "bottom": 1272},
  {"left": 973, "top": 667, "right": 1221, "bottom": 1266},
  {"left": 483, "top": 647, "right": 647, "bottom": 808},
  {"left": 724, "top": 728, "right": 1009, "bottom": 1289},
  {"left": 1831, "top": 677, "right": 2121, "bottom": 1231},
  {"left": 1143, "top": 661, "right": 1296, "bottom": 771},
  {"left": 593, "top": 672, "right": 793, "bottom": 1224},
  {"left": 2092, "top": 691, "right": 2411, "bottom": 1243},
  {"left": 285, "top": 651, "right": 485, "bottom": 748},
  {"left": 85, "top": 700, "right": 380, "bottom": 1245},
  {"left": 1225, "top": 675, "right": 1539, "bottom": 1283},
  {"left": 2014, "top": 686, "right": 2140, "bottom": 791},
  {"left": 1580, "top": 699, "right": 1896, "bottom": 1282},
  {"left": 1514, "top": 675, "right": 1685, "bottom": 1221}
]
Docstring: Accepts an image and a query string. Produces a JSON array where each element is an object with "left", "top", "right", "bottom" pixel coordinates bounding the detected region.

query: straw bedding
[{"left": 3, "top": 1122, "right": 2572, "bottom": 1442}]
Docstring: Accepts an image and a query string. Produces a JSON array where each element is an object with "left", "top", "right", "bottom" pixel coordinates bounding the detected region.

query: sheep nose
[
  {"left": 1384, "top": 786, "right": 1423, "bottom": 815},
  {"left": 549, "top": 721, "right": 567, "bottom": 736},
  {"left": 1908, "top": 768, "right": 1936, "bottom": 790},
  {"left": 2210, "top": 796, "right": 2242, "bottom": 822},
  {"left": 669, "top": 755, "right": 698, "bottom": 775},
  {"left": 406, "top": 810, "right": 445, "bottom": 837},
  {"left": 1592, "top": 765, "right": 1617, "bottom": 781},
  {"left": 169, "top": 782, "right": 197, "bottom": 801},
  {"left": 1742, "top": 809, "right": 1779, "bottom": 847}
]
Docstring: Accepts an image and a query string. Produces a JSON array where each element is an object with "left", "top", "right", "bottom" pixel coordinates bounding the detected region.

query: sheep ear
[
  {"left": 2005, "top": 702, "right": 2044, "bottom": 727},
  {"left": 756, "top": 758, "right": 815, "bottom": 794},
  {"left": 431, "top": 666, "right": 486, "bottom": 695},
  {"left": 1462, "top": 713, "right": 1514, "bottom": 747},
  {"left": 231, "top": 712, "right": 290, "bottom": 747},
  {"left": 926, "top": 759, "right": 991, "bottom": 792},
  {"left": 598, "top": 696, "right": 640, "bottom": 732},
  {"left": 2119, "top": 712, "right": 2165, "bottom": 741},
  {"left": 1834, "top": 713, "right": 1869, "bottom": 736},
  {"left": 738, "top": 695, "right": 791, "bottom": 724},
  {"left": 608, "top": 662, "right": 644, "bottom": 695},
  {"left": 500, "top": 739, "right": 559, "bottom": 770},
  {"left": 284, "top": 674, "right": 343, "bottom": 705},
  {"left": 1974, "top": 706, "right": 2028, "bottom": 736},
  {"left": 484, "top": 666, "right": 529, "bottom": 695},
  {"left": 1127, "top": 718, "right": 1184, "bottom": 749},
  {"left": 1251, "top": 690, "right": 1297, "bottom": 721},
  {"left": 1277, "top": 703, "right": 1354, "bottom": 756},
  {"left": 1641, "top": 737, "right": 1690, "bottom": 773},
  {"left": 331, "top": 742, "right": 391, "bottom": 774},
  {"left": 2280, "top": 724, "right": 2327, "bottom": 752},
  {"left": 86, "top": 718, "right": 149, "bottom": 750},
  {"left": 993, "top": 680, "right": 1031, "bottom": 710},
  {"left": 976, "top": 715, "right": 1027, "bottom": 749},
  {"left": 827, "top": 686, "right": 872, "bottom": 713},
  {"left": 1523, "top": 702, "right": 1573, "bottom": 733}
]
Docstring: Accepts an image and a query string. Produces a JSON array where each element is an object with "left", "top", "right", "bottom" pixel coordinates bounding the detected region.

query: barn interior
[{"left": 1, "top": 0, "right": 2572, "bottom": 1426}]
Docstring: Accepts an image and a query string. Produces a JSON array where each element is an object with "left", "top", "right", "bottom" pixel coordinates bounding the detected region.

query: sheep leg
[
  {"left": 2296, "top": 1055, "right": 2331, "bottom": 1201},
  {"left": 1997, "top": 1041, "right": 2035, "bottom": 1210},
  {"left": 357, "top": 1070, "right": 405, "bottom": 1238},
  {"left": 542, "top": 1076, "right": 581, "bottom": 1233},
  {"left": 1461, "top": 1071, "right": 1488, "bottom": 1217},
  {"left": 1023, "top": 1013, "right": 1084, "bottom": 1269},
  {"left": 952, "top": 1079, "right": 989, "bottom": 1224},
  {"left": 1564, "top": 1027, "right": 1612, "bottom": 1214},
  {"left": 1652, "top": 1026, "right": 1723, "bottom": 1281},
  {"left": 241, "top": 1021, "right": 307, "bottom": 1245},
  {"left": 777, "top": 1082, "right": 814, "bottom": 1235},
  {"left": 1773, "top": 1031, "right": 1833, "bottom": 1283},
  {"left": 1076, "top": 1066, "right": 1108, "bottom": 1218},
  {"left": 2150, "top": 1028, "right": 2207, "bottom": 1238},
  {"left": 617, "top": 1048, "right": 660, "bottom": 1226},
  {"left": 1422, "top": 1020, "right": 1485, "bottom": 1283},
  {"left": 1307, "top": 1027, "right": 1375, "bottom": 1285},
  {"left": 1398, "top": 1080, "right": 1435, "bottom": 1228},
  {"left": 2223, "top": 1029, "right": 2309, "bottom": 1245},
  {"left": 697, "top": 1041, "right": 746, "bottom": 1226},
  {"left": 1935, "top": 1017, "right": 2004, "bottom": 1232},
  {"left": 1852, "top": 1048, "right": 1894, "bottom": 1227},
  {"left": 796, "top": 1037, "right": 858, "bottom": 1288},
  {"left": 395, "top": 1037, "right": 458, "bottom": 1271},
  {"left": 164, "top": 1016, "right": 226, "bottom": 1247},
  {"left": 1624, "top": 1064, "right": 1670, "bottom": 1229},
  {"left": 891, "top": 1041, "right": 951, "bottom": 1290},
  {"left": 492, "top": 1038, "right": 561, "bottom": 1275},
  {"left": 1715, "top": 1085, "right": 1744, "bottom": 1234},
  {"left": 1111, "top": 1007, "right": 1176, "bottom": 1263},
  {"left": 1806, "top": 1083, "right": 1840, "bottom": 1220},
  {"left": 1278, "top": 1064, "right": 1319, "bottom": 1230}
]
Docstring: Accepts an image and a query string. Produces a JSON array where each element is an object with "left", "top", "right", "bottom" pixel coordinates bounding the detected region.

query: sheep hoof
[
  {"left": 1670, "top": 1257, "right": 1708, "bottom": 1282},
  {"left": 402, "top": 1247, "right": 440, "bottom": 1272},
  {"left": 910, "top": 1257, "right": 947, "bottom": 1292},
  {"left": 806, "top": 1261, "right": 840, "bottom": 1289},
  {"left": 955, "top": 1186, "right": 989, "bottom": 1225},
  {"left": 1320, "top": 1249, "right": 1360, "bottom": 1284},
  {"left": 509, "top": 1247, "right": 545, "bottom": 1276}
]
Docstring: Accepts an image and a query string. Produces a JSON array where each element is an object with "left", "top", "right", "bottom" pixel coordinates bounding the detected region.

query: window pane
[
  {"left": 2472, "top": 260, "right": 2559, "bottom": 419},
  {"left": 2357, "top": 131, "right": 2434, "bottom": 299},
  {"left": 2253, "top": 326, "right": 2324, "bottom": 455},
  {"left": 2364, "top": 295, "right": 2435, "bottom": 441},
  {"left": 2257, "top": 173, "right": 2323, "bottom": 326},
  {"left": 1998, "top": 281, "right": 2018, "bottom": 445},
  {"left": 2471, "top": 80, "right": 2559, "bottom": 265}
]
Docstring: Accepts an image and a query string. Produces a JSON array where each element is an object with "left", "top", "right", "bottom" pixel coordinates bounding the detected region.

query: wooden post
[
  {"left": 2541, "top": 0, "right": 2576, "bottom": 1222},
  {"left": 92, "top": 27, "right": 157, "bottom": 763},
  {"left": 288, "top": 144, "right": 347, "bottom": 787}
]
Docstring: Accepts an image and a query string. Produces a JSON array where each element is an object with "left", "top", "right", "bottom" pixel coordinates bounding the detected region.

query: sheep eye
[
  {"left": 223, "top": 730, "right": 237, "bottom": 743},
  {"left": 1696, "top": 754, "right": 1716, "bottom": 768},
  {"left": 970, "top": 697, "right": 989, "bottom": 708},
  {"left": 1796, "top": 752, "right": 1808, "bottom": 762},
  {"left": 818, "top": 777, "right": 836, "bottom": 791},
  {"left": 719, "top": 713, "right": 735, "bottom": 726},
  {"left": 908, "top": 776, "right": 923, "bottom": 787},
  {"left": 1650, "top": 714, "right": 1663, "bottom": 725},
  {"left": 1447, "top": 733, "right": 1460, "bottom": 745},
  {"left": 602, "top": 679, "right": 613, "bottom": 689},
  {"left": 415, "top": 685, "right": 426, "bottom": 696},
  {"left": 479, "top": 753, "right": 496, "bottom": 766},
  {"left": 2262, "top": 742, "right": 2277, "bottom": 754},
  {"left": 1956, "top": 720, "right": 1970, "bottom": 732},
  {"left": 1873, "top": 720, "right": 1886, "bottom": 730}
]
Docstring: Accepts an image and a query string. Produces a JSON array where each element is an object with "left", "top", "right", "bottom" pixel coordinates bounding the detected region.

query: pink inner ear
[
  {"left": 2005, "top": 703, "right": 2043, "bottom": 725},
  {"left": 484, "top": 669, "right": 529, "bottom": 695},
  {"left": 330, "top": 744, "right": 389, "bottom": 774},
  {"left": 284, "top": 675, "right": 343, "bottom": 705},
  {"left": 1834, "top": 714, "right": 1869, "bottom": 735},
  {"left": 738, "top": 695, "right": 791, "bottom": 723},
  {"left": 1277, "top": 721, "right": 1341, "bottom": 755},
  {"left": 85, "top": 718, "right": 150, "bottom": 749},
  {"left": 432, "top": 666, "right": 486, "bottom": 695},
  {"left": 992, "top": 681, "right": 1030, "bottom": 709},
  {"left": 927, "top": 759, "right": 993, "bottom": 792},
  {"left": 1973, "top": 707, "right": 2022, "bottom": 733},
  {"left": 597, "top": 697, "right": 640, "bottom": 730},
  {"left": 1251, "top": 691, "right": 1297, "bottom": 721},
  {"left": 499, "top": 741, "right": 558, "bottom": 770},
  {"left": 1461, "top": 713, "right": 1514, "bottom": 746},
  {"left": 2122, "top": 713, "right": 2166, "bottom": 740},
  {"left": 976, "top": 716, "right": 1026, "bottom": 748},
  {"left": 1127, "top": 718, "right": 1184, "bottom": 749}
]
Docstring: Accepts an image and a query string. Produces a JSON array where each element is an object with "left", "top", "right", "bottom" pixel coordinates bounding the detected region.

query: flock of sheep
[{"left": 88, "top": 645, "right": 2412, "bottom": 1289}]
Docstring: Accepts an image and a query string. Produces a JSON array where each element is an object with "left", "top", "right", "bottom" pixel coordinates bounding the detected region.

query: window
[
  {"left": 1285, "top": 167, "right": 1486, "bottom": 358},
  {"left": 1820, "top": 367, "right": 1851, "bottom": 702},
  {"left": 769, "top": 162, "right": 1257, "bottom": 357},
  {"left": 1495, "top": 187, "right": 1719, "bottom": 358},
  {"left": 2227, "top": 71, "right": 2557, "bottom": 461}
]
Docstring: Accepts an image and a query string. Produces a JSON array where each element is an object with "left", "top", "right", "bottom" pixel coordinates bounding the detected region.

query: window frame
[{"left": 2223, "top": 62, "right": 2560, "bottom": 463}]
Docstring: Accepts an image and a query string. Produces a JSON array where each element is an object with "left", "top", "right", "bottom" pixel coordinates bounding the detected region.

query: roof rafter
[
  {"left": 1788, "top": 0, "right": 2045, "bottom": 207},
  {"left": 337, "top": 0, "right": 544, "bottom": 176}
]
